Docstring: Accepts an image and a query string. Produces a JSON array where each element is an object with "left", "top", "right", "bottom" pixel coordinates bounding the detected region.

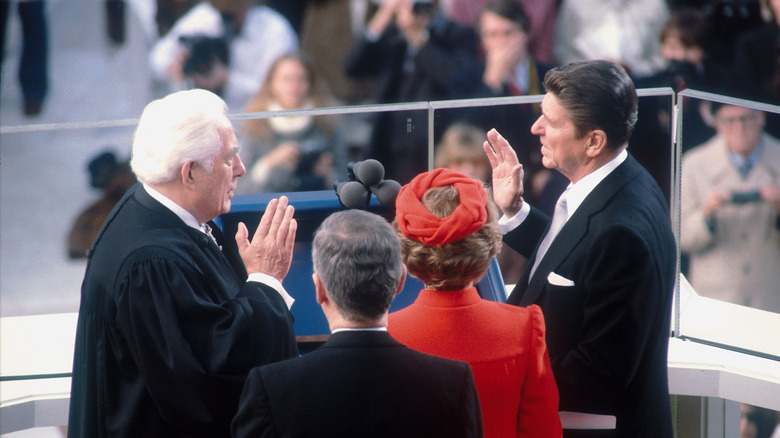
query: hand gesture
[
  {"left": 761, "top": 184, "right": 780, "bottom": 212},
  {"left": 236, "top": 196, "right": 297, "bottom": 281},
  {"left": 701, "top": 189, "right": 730, "bottom": 219},
  {"left": 483, "top": 129, "right": 525, "bottom": 217},
  {"left": 368, "top": 0, "right": 404, "bottom": 36},
  {"left": 483, "top": 37, "right": 523, "bottom": 90},
  {"left": 265, "top": 142, "right": 301, "bottom": 171}
]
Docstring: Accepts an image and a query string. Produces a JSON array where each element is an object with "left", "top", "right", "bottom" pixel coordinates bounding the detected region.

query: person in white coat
[
  {"left": 681, "top": 102, "right": 780, "bottom": 313},
  {"left": 148, "top": 0, "right": 298, "bottom": 109}
]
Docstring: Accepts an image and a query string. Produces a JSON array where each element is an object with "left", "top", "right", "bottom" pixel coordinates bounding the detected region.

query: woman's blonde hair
[{"left": 242, "top": 53, "right": 338, "bottom": 140}]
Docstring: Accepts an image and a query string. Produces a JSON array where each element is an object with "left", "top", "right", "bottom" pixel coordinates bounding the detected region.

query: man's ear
[
  {"left": 314, "top": 273, "right": 328, "bottom": 305},
  {"left": 394, "top": 265, "right": 407, "bottom": 296},
  {"left": 180, "top": 160, "right": 197, "bottom": 186},
  {"left": 584, "top": 129, "right": 608, "bottom": 158}
]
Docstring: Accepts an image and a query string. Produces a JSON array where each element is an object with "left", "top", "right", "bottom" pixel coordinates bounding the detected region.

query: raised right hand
[
  {"left": 483, "top": 129, "right": 525, "bottom": 217},
  {"left": 236, "top": 196, "right": 297, "bottom": 281}
]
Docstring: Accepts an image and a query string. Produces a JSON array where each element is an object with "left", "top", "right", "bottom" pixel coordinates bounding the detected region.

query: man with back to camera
[
  {"left": 680, "top": 102, "right": 780, "bottom": 313},
  {"left": 68, "top": 89, "right": 299, "bottom": 438},
  {"left": 483, "top": 60, "right": 677, "bottom": 437},
  {"left": 232, "top": 209, "right": 483, "bottom": 438}
]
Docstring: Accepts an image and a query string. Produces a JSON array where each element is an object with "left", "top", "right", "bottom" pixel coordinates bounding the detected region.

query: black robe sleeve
[{"left": 106, "top": 247, "right": 297, "bottom": 436}]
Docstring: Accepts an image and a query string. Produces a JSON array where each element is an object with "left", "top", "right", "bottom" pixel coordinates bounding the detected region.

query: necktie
[
  {"left": 738, "top": 161, "right": 752, "bottom": 179},
  {"left": 202, "top": 223, "right": 221, "bottom": 250},
  {"left": 529, "top": 188, "right": 569, "bottom": 280}
]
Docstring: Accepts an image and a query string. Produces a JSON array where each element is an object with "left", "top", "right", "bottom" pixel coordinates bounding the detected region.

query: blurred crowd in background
[{"left": 3, "top": 1, "right": 780, "bottom": 435}]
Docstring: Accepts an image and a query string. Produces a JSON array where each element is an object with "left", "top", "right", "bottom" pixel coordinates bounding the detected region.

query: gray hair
[
  {"left": 130, "top": 89, "right": 230, "bottom": 184},
  {"left": 312, "top": 210, "right": 403, "bottom": 323}
]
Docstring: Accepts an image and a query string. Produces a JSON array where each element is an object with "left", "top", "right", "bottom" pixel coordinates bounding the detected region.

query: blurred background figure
[
  {"left": 439, "top": 0, "right": 557, "bottom": 64},
  {"left": 434, "top": 122, "right": 530, "bottom": 285},
  {"left": 732, "top": 0, "right": 780, "bottom": 139},
  {"left": 298, "top": 0, "right": 379, "bottom": 105},
  {"left": 148, "top": 0, "right": 298, "bottom": 109},
  {"left": 680, "top": 103, "right": 780, "bottom": 313},
  {"left": 434, "top": 122, "right": 492, "bottom": 183},
  {"left": 448, "top": 0, "right": 566, "bottom": 217},
  {"left": 634, "top": 7, "right": 733, "bottom": 152},
  {"left": 702, "top": 0, "right": 765, "bottom": 71},
  {"left": 740, "top": 403, "right": 779, "bottom": 438},
  {"left": 553, "top": 0, "right": 668, "bottom": 78},
  {"left": 0, "top": 0, "right": 49, "bottom": 116},
  {"left": 237, "top": 53, "right": 344, "bottom": 195},
  {"left": 344, "top": 0, "right": 478, "bottom": 184},
  {"left": 67, "top": 150, "right": 137, "bottom": 259},
  {"left": 153, "top": 0, "right": 197, "bottom": 37}
]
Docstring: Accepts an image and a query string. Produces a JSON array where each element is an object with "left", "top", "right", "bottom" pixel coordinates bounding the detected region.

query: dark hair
[
  {"left": 543, "top": 61, "right": 638, "bottom": 150},
  {"left": 660, "top": 8, "right": 712, "bottom": 53},
  {"left": 88, "top": 150, "right": 126, "bottom": 190},
  {"left": 313, "top": 210, "right": 403, "bottom": 323},
  {"left": 479, "top": 0, "right": 530, "bottom": 32}
]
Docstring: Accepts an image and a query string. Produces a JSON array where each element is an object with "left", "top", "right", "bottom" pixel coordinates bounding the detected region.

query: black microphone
[
  {"left": 355, "top": 159, "right": 385, "bottom": 187},
  {"left": 335, "top": 180, "right": 371, "bottom": 209},
  {"left": 371, "top": 179, "right": 401, "bottom": 207}
]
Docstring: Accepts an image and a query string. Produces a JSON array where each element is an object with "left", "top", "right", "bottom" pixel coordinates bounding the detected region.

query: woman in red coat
[{"left": 388, "top": 168, "right": 561, "bottom": 438}]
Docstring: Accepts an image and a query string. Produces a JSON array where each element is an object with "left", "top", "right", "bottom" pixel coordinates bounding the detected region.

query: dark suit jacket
[
  {"left": 67, "top": 184, "right": 298, "bottom": 438},
  {"left": 232, "top": 330, "right": 483, "bottom": 438},
  {"left": 505, "top": 154, "right": 676, "bottom": 438},
  {"left": 343, "top": 16, "right": 478, "bottom": 183},
  {"left": 448, "top": 58, "right": 556, "bottom": 198}
]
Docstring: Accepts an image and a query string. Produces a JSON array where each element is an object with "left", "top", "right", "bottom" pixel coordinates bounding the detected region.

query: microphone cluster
[{"left": 334, "top": 159, "right": 402, "bottom": 209}]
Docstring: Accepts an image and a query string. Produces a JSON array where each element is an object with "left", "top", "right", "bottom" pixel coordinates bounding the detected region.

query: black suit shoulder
[{"left": 234, "top": 331, "right": 482, "bottom": 438}]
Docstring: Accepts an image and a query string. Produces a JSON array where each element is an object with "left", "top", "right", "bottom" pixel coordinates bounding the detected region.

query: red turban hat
[{"left": 395, "top": 168, "right": 487, "bottom": 246}]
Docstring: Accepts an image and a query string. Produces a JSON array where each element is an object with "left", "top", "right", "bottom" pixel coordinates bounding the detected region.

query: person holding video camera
[{"left": 680, "top": 102, "right": 780, "bottom": 313}]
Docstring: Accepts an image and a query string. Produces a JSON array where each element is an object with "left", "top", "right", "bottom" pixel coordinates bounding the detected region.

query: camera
[
  {"left": 412, "top": 0, "right": 433, "bottom": 14},
  {"left": 179, "top": 35, "right": 230, "bottom": 77},
  {"left": 731, "top": 190, "right": 761, "bottom": 204}
]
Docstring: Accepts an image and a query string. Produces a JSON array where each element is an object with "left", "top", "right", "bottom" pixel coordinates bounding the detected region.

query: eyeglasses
[
  {"left": 480, "top": 26, "right": 522, "bottom": 40},
  {"left": 715, "top": 112, "right": 762, "bottom": 127}
]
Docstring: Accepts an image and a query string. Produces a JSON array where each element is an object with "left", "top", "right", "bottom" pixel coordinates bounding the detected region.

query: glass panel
[
  {"left": 233, "top": 103, "right": 431, "bottom": 193},
  {"left": 677, "top": 89, "right": 780, "bottom": 360}
]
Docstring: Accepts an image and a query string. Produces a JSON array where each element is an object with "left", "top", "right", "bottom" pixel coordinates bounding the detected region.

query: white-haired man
[{"left": 68, "top": 89, "right": 299, "bottom": 438}]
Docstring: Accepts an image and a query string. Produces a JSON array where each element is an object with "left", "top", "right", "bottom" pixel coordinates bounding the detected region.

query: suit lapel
[{"left": 515, "top": 154, "right": 643, "bottom": 307}]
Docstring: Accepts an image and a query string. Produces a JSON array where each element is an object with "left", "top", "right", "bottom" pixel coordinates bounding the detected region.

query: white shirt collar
[
  {"left": 565, "top": 149, "right": 627, "bottom": 219},
  {"left": 512, "top": 58, "right": 531, "bottom": 94},
  {"left": 142, "top": 184, "right": 202, "bottom": 231},
  {"left": 332, "top": 327, "right": 387, "bottom": 333},
  {"left": 144, "top": 185, "right": 297, "bottom": 310}
]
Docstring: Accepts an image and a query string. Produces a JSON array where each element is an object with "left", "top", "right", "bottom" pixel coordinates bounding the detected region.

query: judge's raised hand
[
  {"left": 483, "top": 128, "right": 525, "bottom": 217},
  {"left": 236, "top": 196, "right": 297, "bottom": 282}
]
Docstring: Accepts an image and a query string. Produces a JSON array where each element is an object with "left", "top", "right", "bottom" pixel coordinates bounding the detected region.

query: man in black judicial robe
[{"left": 67, "top": 89, "right": 299, "bottom": 438}]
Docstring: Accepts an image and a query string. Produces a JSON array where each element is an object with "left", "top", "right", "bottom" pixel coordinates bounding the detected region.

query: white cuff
[
  {"left": 498, "top": 202, "right": 531, "bottom": 234},
  {"left": 247, "top": 273, "right": 295, "bottom": 310}
]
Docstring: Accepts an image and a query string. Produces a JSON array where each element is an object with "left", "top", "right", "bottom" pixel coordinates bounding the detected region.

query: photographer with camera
[
  {"left": 149, "top": 0, "right": 297, "bottom": 109},
  {"left": 681, "top": 102, "right": 780, "bottom": 313},
  {"left": 343, "top": 0, "right": 478, "bottom": 184}
]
